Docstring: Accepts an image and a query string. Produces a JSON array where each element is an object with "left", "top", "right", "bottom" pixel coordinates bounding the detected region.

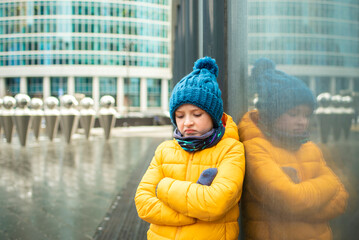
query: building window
[
  {"left": 354, "top": 78, "right": 359, "bottom": 92},
  {"left": 99, "top": 77, "right": 117, "bottom": 105},
  {"left": 336, "top": 77, "right": 349, "bottom": 94},
  {"left": 5, "top": 77, "right": 20, "bottom": 96},
  {"left": 75, "top": 77, "right": 92, "bottom": 97},
  {"left": 147, "top": 78, "right": 161, "bottom": 107},
  {"left": 51, "top": 77, "right": 67, "bottom": 97},
  {"left": 315, "top": 77, "right": 330, "bottom": 96},
  {"left": 124, "top": 77, "right": 140, "bottom": 108},
  {"left": 27, "top": 77, "right": 43, "bottom": 98}
]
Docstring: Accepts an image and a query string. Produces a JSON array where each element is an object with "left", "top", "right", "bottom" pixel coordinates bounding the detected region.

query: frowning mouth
[{"left": 184, "top": 129, "right": 196, "bottom": 134}]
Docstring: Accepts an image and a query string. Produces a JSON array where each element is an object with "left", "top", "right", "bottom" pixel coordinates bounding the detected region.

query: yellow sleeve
[
  {"left": 244, "top": 140, "right": 341, "bottom": 216},
  {"left": 157, "top": 141, "right": 245, "bottom": 221},
  {"left": 134, "top": 144, "right": 196, "bottom": 226},
  {"left": 307, "top": 182, "right": 348, "bottom": 221},
  {"left": 301, "top": 152, "right": 348, "bottom": 221}
]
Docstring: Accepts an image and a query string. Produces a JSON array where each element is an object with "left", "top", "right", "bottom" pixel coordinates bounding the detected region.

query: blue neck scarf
[{"left": 174, "top": 122, "right": 225, "bottom": 152}]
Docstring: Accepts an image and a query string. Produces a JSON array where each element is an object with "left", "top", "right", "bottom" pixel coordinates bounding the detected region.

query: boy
[{"left": 135, "top": 57, "right": 245, "bottom": 240}]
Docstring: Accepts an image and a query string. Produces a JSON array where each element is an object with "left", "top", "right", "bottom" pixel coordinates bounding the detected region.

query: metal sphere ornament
[
  {"left": 331, "top": 95, "right": 342, "bottom": 108},
  {"left": 3, "top": 96, "right": 16, "bottom": 109},
  {"left": 80, "top": 97, "right": 94, "bottom": 109},
  {"left": 341, "top": 96, "right": 353, "bottom": 108},
  {"left": 15, "top": 93, "right": 31, "bottom": 109},
  {"left": 317, "top": 92, "right": 331, "bottom": 108},
  {"left": 100, "top": 95, "right": 115, "bottom": 108},
  {"left": 30, "top": 98, "right": 43, "bottom": 110},
  {"left": 61, "top": 95, "right": 78, "bottom": 109},
  {"left": 45, "top": 96, "right": 59, "bottom": 109}
]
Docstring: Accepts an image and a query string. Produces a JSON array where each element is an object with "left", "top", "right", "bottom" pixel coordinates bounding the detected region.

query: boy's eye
[
  {"left": 194, "top": 113, "right": 202, "bottom": 117},
  {"left": 176, "top": 115, "right": 184, "bottom": 119}
]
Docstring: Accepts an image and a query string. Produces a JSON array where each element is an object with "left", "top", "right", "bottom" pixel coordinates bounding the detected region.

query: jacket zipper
[{"left": 175, "top": 152, "right": 194, "bottom": 240}]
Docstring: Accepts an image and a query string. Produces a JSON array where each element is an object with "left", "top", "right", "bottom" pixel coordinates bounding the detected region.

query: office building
[
  {"left": 0, "top": 0, "right": 171, "bottom": 114},
  {"left": 248, "top": 0, "right": 359, "bottom": 95}
]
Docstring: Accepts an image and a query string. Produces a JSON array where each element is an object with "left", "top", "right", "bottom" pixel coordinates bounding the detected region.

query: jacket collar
[
  {"left": 237, "top": 109, "right": 264, "bottom": 142},
  {"left": 221, "top": 113, "right": 240, "bottom": 141}
]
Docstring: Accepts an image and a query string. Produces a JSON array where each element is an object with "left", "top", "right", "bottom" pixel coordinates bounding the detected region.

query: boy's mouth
[{"left": 184, "top": 129, "right": 196, "bottom": 135}]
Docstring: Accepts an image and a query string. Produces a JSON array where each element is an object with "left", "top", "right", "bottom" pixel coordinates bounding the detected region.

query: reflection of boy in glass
[{"left": 238, "top": 58, "right": 348, "bottom": 240}]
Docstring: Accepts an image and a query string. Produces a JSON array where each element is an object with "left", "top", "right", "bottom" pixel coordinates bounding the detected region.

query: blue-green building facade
[
  {"left": 0, "top": 0, "right": 171, "bottom": 114},
  {"left": 248, "top": 0, "right": 359, "bottom": 95}
]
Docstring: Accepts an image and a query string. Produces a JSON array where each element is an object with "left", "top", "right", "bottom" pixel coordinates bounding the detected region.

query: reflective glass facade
[
  {"left": 0, "top": 0, "right": 171, "bottom": 113},
  {"left": 0, "top": 0, "right": 170, "bottom": 68},
  {"left": 50, "top": 77, "right": 67, "bottom": 97},
  {"left": 124, "top": 77, "right": 140, "bottom": 108},
  {"left": 75, "top": 77, "right": 92, "bottom": 97},
  {"left": 248, "top": 0, "right": 359, "bottom": 68},
  {"left": 147, "top": 78, "right": 161, "bottom": 107},
  {"left": 5, "top": 77, "right": 20, "bottom": 96},
  {"left": 27, "top": 77, "right": 43, "bottom": 98},
  {"left": 100, "top": 77, "right": 117, "bottom": 103}
]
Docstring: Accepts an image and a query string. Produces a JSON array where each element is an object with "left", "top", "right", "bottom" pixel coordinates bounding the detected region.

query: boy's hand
[
  {"left": 281, "top": 166, "right": 300, "bottom": 184},
  {"left": 197, "top": 168, "right": 218, "bottom": 186}
]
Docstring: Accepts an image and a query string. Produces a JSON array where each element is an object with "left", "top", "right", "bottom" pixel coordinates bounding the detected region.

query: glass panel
[
  {"left": 50, "top": 77, "right": 67, "bottom": 97},
  {"left": 27, "top": 77, "right": 43, "bottom": 98},
  {"left": 99, "top": 77, "right": 117, "bottom": 105},
  {"left": 244, "top": 1, "right": 358, "bottom": 240},
  {"left": 75, "top": 77, "right": 92, "bottom": 97},
  {"left": 5, "top": 77, "right": 20, "bottom": 96},
  {"left": 147, "top": 78, "right": 161, "bottom": 107},
  {"left": 124, "top": 77, "right": 140, "bottom": 108}
]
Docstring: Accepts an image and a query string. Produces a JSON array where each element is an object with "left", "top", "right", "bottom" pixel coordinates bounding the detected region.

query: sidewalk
[{"left": 0, "top": 125, "right": 172, "bottom": 240}]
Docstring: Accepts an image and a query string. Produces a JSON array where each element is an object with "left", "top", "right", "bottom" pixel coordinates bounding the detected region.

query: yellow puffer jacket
[
  {"left": 135, "top": 113, "right": 245, "bottom": 240},
  {"left": 238, "top": 110, "right": 348, "bottom": 240}
]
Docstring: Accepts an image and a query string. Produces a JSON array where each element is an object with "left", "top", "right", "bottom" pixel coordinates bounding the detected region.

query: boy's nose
[{"left": 184, "top": 117, "right": 193, "bottom": 126}]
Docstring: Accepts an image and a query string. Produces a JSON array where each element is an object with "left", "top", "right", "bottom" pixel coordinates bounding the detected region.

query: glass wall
[
  {"left": 147, "top": 78, "right": 161, "bottom": 107},
  {"left": 5, "top": 77, "right": 20, "bottom": 96},
  {"left": 75, "top": 77, "right": 92, "bottom": 97},
  {"left": 336, "top": 77, "right": 349, "bottom": 94},
  {"left": 0, "top": 1, "right": 170, "bottom": 68},
  {"left": 173, "top": 1, "right": 358, "bottom": 239},
  {"left": 248, "top": 1, "right": 359, "bottom": 68},
  {"left": 315, "top": 76, "right": 331, "bottom": 95},
  {"left": 99, "top": 77, "right": 117, "bottom": 105},
  {"left": 354, "top": 78, "right": 359, "bottom": 92},
  {"left": 124, "top": 77, "right": 140, "bottom": 108},
  {"left": 50, "top": 77, "right": 67, "bottom": 97},
  {"left": 27, "top": 77, "right": 43, "bottom": 98},
  {"left": 245, "top": 1, "right": 358, "bottom": 240}
]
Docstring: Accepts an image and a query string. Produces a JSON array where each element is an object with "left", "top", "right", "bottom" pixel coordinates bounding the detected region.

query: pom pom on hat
[
  {"left": 251, "top": 57, "right": 276, "bottom": 75},
  {"left": 169, "top": 56, "right": 223, "bottom": 127},
  {"left": 252, "top": 57, "right": 317, "bottom": 124},
  {"left": 193, "top": 56, "right": 219, "bottom": 77}
]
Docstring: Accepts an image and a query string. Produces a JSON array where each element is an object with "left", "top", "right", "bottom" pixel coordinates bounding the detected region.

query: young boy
[
  {"left": 135, "top": 57, "right": 245, "bottom": 240},
  {"left": 238, "top": 58, "right": 348, "bottom": 240}
]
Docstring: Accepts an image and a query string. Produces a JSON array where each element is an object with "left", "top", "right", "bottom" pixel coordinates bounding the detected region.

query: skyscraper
[
  {"left": 0, "top": 0, "right": 171, "bottom": 114},
  {"left": 248, "top": 0, "right": 359, "bottom": 95}
]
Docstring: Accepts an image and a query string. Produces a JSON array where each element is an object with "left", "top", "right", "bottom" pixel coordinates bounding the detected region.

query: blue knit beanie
[
  {"left": 252, "top": 58, "right": 317, "bottom": 124},
  {"left": 169, "top": 56, "right": 223, "bottom": 127}
]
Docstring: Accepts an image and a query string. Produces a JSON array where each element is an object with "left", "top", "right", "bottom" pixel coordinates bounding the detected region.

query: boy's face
[
  {"left": 175, "top": 104, "right": 214, "bottom": 137},
  {"left": 273, "top": 105, "right": 312, "bottom": 135}
]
